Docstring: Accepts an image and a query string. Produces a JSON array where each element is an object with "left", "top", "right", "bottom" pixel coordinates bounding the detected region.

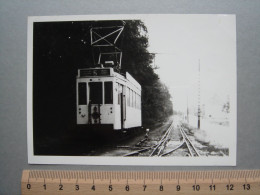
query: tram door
[
  {"left": 118, "top": 84, "right": 126, "bottom": 129},
  {"left": 77, "top": 82, "right": 88, "bottom": 124},
  {"left": 88, "top": 82, "right": 102, "bottom": 124}
]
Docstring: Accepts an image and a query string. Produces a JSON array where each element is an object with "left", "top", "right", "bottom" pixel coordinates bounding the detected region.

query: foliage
[
  {"left": 33, "top": 19, "right": 173, "bottom": 136},
  {"left": 120, "top": 21, "right": 173, "bottom": 126}
]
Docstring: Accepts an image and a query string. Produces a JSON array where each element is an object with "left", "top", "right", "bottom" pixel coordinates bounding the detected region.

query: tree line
[
  {"left": 33, "top": 19, "right": 173, "bottom": 134},
  {"left": 121, "top": 20, "right": 173, "bottom": 126}
]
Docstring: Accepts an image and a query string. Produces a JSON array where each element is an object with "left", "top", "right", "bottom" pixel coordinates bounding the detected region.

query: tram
[{"left": 76, "top": 66, "right": 142, "bottom": 131}]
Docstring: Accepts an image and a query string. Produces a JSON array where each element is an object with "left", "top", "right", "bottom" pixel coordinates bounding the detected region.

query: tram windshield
[
  {"left": 78, "top": 82, "right": 87, "bottom": 105},
  {"left": 105, "top": 82, "right": 113, "bottom": 104},
  {"left": 89, "top": 82, "right": 103, "bottom": 104}
]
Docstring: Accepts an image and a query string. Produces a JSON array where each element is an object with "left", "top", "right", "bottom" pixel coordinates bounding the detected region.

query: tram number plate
[{"left": 80, "top": 69, "right": 111, "bottom": 77}]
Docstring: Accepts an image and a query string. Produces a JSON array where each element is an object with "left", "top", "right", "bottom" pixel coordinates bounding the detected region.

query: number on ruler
[
  {"left": 26, "top": 183, "right": 31, "bottom": 190},
  {"left": 209, "top": 184, "right": 216, "bottom": 191},
  {"left": 243, "top": 184, "right": 251, "bottom": 190},
  {"left": 176, "top": 185, "right": 181, "bottom": 191},
  {"left": 59, "top": 184, "right": 63, "bottom": 190},
  {"left": 159, "top": 185, "right": 163, "bottom": 191},
  {"left": 192, "top": 185, "right": 200, "bottom": 191},
  {"left": 226, "top": 184, "right": 234, "bottom": 191},
  {"left": 125, "top": 185, "right": 130, "bottom": 191}
]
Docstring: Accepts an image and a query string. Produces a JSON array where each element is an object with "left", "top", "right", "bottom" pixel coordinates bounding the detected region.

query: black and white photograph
[{"left": 27, "top": 14, "right": 236, "bottom": 165}]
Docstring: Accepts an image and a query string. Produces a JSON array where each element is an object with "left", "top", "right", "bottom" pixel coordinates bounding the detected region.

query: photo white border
[{"left": 27, "top": 14, "right": 237, "bottom": 166}]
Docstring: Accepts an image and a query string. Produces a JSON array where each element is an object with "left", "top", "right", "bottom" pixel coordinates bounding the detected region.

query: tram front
[{"left": 76, "top": 68, "right": 115, "bottom": 130}]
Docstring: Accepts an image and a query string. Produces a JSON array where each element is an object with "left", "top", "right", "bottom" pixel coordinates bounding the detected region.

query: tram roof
[{"left": 77, "top": 67, "right": 141, "bottom": 91}]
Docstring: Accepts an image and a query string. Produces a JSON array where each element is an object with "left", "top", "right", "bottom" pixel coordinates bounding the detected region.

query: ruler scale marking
[{"left": 21, "top": 170, "right": 258, "bottom": 194}]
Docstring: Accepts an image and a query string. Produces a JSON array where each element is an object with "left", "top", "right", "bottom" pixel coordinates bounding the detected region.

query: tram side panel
[
  {"left": 125, "top": 106, "right": 141, "bottom": 128},
  {"left": 124, "top": 82, "right": 142, "bottom": 129}
]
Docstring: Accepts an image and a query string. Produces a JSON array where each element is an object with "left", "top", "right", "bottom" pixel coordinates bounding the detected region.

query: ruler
[{"left": 21, "top": 170, "right": 260, "bottom": 195}]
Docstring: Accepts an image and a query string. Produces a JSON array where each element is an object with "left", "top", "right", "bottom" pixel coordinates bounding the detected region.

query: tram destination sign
[{"left": 79, "top": 68, "right": 111, "bottom": 77}]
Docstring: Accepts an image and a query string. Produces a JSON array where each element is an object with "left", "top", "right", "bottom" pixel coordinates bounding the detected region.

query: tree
[
  {"left": 33, "top": 19, "right": 173, "bottom": 136},
  {"left": 120, "top": 21, "right": 173, "bottom": 126}
]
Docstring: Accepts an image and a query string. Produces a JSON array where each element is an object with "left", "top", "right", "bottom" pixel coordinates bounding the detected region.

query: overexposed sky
[{"left": 143, "top": 15, "right": 236, "bottom": 116}]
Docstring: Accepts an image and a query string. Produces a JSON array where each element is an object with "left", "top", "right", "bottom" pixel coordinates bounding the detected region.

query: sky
[{"left": 142, "top": 15, "right": 236, "bottom": 117}]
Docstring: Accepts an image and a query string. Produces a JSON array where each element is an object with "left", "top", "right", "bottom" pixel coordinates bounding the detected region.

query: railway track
[
  {"left": 149, "top": 122, "right": 174, "bottom": 156},
  {"left": 124, "top": 121, "right": 174, "bottom": 157},
  {"left": 179, "top": 126, "right": 200, "bottom": 157},
  {"left": 123, "top": 122, "right": 200, "bottom": 157},
  {"left": 160, "top": 125, "right": 200, "bottom": 157}
]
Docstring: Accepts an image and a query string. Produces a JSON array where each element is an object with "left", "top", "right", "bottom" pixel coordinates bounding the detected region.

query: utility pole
[{"left": 197, "top": 59, "right": 201, "bottom": 129}]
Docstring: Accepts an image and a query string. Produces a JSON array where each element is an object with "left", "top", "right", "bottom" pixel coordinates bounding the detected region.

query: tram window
[
  {"left": 89, "top": 82, "right": 102, "bottom": 104},
  {"left": 134, "top": 92, "right": 136, "bottom": 108},
  {"left": 118, "top": 83, "right": 123, "bottom": 93},
  {"left": 136, "top": 94, "right": 138, "bottom": 109},
  {"left": 130, "top": 90, "right": 132, "bottom": 107},
  {"left": 78, "top": 82, "right": 87, "bottom": 105},
  {"left": 132, "top": 90, "right": 134, "bottom": 107},
  {"left": 139, "top": 95, "right": 141, "bottom": 109},
  {"left": 127, "top": 88, "right": 130, "bottom": 106},
  {"left": 136, "top": 94, "right": 139, "bottom": 109},
  {"left": 105, "top": 82, "right": 113, "bottom": 104},
  {"left": 118, "top": 83, "right": 123, "bottom": 105},
  {"left": 137, "top": 94, "right": 140, "bottom": 109}
]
